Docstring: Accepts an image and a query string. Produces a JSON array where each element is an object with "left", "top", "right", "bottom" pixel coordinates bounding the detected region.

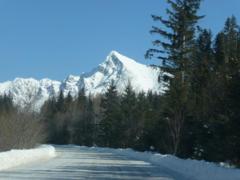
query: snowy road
[{"left": 0, "top": 146, "right": 188, "bottom": 180}]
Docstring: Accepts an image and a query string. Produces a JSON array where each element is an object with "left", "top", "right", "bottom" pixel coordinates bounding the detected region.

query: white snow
[
  {"left": 0, "top": 145, "right": 56, "bottom": 171},
  {"left": 90, "top": 146, "right": 240, "bottom": 180},
  {"left": 0, "top": 145, "right": 239, "bottom": 180},
  {"left": 0, "top": 51, "right": 167, "bottom": 111},
  {"left": 0, "top": 78, "right": 61, "bottom": 111},
  {"left": 81, "top": 50, "right": 166, "bottom": 95}
]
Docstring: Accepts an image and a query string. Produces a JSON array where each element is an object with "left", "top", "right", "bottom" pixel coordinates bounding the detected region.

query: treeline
[{"left": 41, "top": 84, "right": 166, "bottom": 152}]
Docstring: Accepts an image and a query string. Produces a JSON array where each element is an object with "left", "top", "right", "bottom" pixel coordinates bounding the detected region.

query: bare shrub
[{"left": 0, "top": 112, "right": 46, "bottom": 151}]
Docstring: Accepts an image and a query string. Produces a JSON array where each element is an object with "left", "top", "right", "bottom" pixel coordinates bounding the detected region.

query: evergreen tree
[
  {"left": 84, "top": 97, "right": 95, "bottom": 146},
  {"left": 133, "top": 92, "right": 148, "bottom": 150},
  {"left": 77, "top": 88, "right": 87, "bottom": 110},
  {"left": 223, "top": 16, "right": 240, "bottom": 164},
  {"left": 121, "top": 82, "right": 137, "bottom": 148},
  {"left": 41, "top": 97, "right": 58, "bottom": 143},
  {"left": 146, "top": 0, "right": 203, "bottom": 155},
  {"left": 0, "top": 94, "right": 15, "bottom": 115},
  {"left": 223, "top": 16, "right": 239, "bottom": 72},
  {"left": 65, "top": 92, "right": 73, "bottom": 108},
  {"left": 56, "top": 90, "right": 65, "bottom": 112},
  {"left": 181, "top": 29, "right": 215, "bottom": 159},
  {"left": 72, "top": 89, "right": 94, "bottom": 146},
  {"left": 214, "top": 16, "right": 240, "bottom": 87},
  {"left": 227, "top": 72, "right": 240, "bottom": 165},
  {"left": 214, "top": 32, "right": 226, "bottom": 67},
  {"left": 139, "top": 92, "right": 168, "bottom": 153},
  {"left": 99, "top": 81, "right": 122, "bottom": 147}
]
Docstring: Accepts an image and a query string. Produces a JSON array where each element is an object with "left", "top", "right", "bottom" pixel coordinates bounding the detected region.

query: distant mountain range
[{"left": 0, "top": 51, "right": 167, "bottom": 111}]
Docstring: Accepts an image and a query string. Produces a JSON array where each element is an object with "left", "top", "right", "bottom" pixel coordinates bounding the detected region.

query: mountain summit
[{"left": 0, "top": 51, "right": 167, "bottom": 111}]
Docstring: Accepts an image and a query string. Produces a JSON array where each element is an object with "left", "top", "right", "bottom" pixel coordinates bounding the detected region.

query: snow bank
[
  {"left": 90, "top": 146, "right": 240, "bottom": 180},
  {"left": 0, "top": 145, "right": 56, "bottom": 171},
  {"left": 117, "top": 149, "right": 240, "bottom": 180}
]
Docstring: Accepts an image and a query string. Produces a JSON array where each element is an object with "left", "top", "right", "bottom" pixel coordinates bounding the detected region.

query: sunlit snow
[{"left": 0, "top": 51, "right": 168, "bottom": 111}]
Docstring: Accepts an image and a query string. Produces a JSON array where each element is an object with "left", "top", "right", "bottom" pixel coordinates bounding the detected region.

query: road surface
[{"left": 0, "top": 146, "right": 188, "bottom": 180}]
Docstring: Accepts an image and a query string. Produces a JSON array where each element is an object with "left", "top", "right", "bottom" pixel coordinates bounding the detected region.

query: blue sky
[{"left": 0, "top": 0, "right": 239, "bottom": 82}]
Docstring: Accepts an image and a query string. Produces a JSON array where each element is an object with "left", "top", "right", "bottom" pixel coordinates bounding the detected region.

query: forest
[{"left": 0, "top": 0, "right": 240, "bottom": 167}]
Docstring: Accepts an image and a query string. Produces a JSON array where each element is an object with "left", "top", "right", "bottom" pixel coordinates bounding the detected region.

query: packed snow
[
  {"left": 0, "top": 145, "right": 185, "bottom": 179},
  {"left": 0, "top": 145, "right": 239, "bottom": 179},
  {"left": 0, "top": 145, "right": 56, "bottom": 171},
  {"left": 92, "top": 146, "right": 240, "bottom": 180},
  {"left": 0, "top": 51, "right": 167, "bottom": 111},
  {"left": 126, "top": 149, "right": 240, "bottom": 180}
]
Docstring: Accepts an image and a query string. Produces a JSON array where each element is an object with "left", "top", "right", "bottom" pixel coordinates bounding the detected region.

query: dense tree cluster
[
  {"left": 147, "top": 0, "right": 240, "bottom": 166},
  {"left": 40, "top": 84, "right": 167, "bottom": 152}
]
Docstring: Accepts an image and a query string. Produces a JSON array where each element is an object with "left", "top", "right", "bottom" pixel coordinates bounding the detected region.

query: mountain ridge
[{"left": 0, "top": 51, "right": 167, "bottom": 111}]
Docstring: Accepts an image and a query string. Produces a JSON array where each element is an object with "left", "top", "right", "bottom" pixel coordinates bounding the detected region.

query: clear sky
[{"left": 0, "top": 0, "right": 239, "bottom": 82}]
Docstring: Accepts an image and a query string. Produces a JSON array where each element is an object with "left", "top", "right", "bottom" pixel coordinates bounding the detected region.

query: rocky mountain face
[{"left": 0, "top": 51, "right": 167, "bottom": 111}]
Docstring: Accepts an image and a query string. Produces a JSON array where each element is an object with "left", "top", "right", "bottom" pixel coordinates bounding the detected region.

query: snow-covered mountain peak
[
  {"left": 98, "top": 51, "right": 124, "bottom": 73},
  {"left": 0, "top": 51, "right": 167, "bottom": 111},
  {"left": 80, "top": 51, "right": 167, "bottom": 95},
  {"left": 104, "top": 50, "right": 140, "bottom": 69}
]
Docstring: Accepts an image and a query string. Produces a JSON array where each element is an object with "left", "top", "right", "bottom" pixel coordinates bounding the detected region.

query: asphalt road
[{"left": 0, "top": 146, "right": 188, "bottom": 180}]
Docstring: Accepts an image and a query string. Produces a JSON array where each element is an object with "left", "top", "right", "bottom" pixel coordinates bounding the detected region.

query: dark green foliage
[
  {"left": 41, "top": 89, "right": 95, "bottom": 146},
  {"left": 99, "top": 81, "right": 122, "bottom": 148},
  {"left": 147, "top": 0, "right": 203, "bottom": 155},
  {"left": 72, "top": 94, "right": 95, "bottom": 146},
  {"left": 145, "top": 0, "right": 240, "bottom": 166},
  {"left": 56, "top": 90, "right": 65, "bottom": 112},
  {"left": 146, "top": 0, "right": 203, "bottom": 72},
  {"left": 0, "top": 95, "right": 16, "bottom": 115},
  {"left": 120, "top": 83, "right": 138, "bottom": 148},
  {"left": 137, "top": 92, "right": 168, "bottom": 153}
]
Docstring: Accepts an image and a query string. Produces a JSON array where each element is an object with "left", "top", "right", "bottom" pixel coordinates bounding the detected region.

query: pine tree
[
  {"left": 41, "top": 97, "right": 58, "bottom": 143},
  {"left": 146, "top": 0, "right": 203, "bottom": 75},
  {"left": 121, "top": 82, "right": 137, "bottom": 148},
  {"left": 133, "top": 92, "right": 148, "bottom": 150},
  {"left": 181, "top": 29, "right": 216, "bottom": 159},
  {"left": 139, "top": 92, "right": 168, "bottom": 153},
  {"left": 65, "top": 92, "right": 73, "bottom": 108},
  {"left": 214, "top": 32, "right": 225, "bottom": 67},
  {"left": 192, "top": 29, "right": 213, "bottom": 118},
  {"left": 72, "top": 88, "right": 91, "bottom": 145},
  {"left": 223, "top": 16, "right": 240, "bottom": 165},
  {"left": 214, "top": 16, "right": 240, "bottom": 85},
  {"left": 223, "top": 16, "right": 239, "bottom": 71},
  {"left": 227, "top": 72, "right": 240, "bottom": 165},
  {"left": 146, "top": 0, "right": 203, "bottom": 155},
  {"left": 84, "top": 96, "right": 95, "bottom": 146},
  {"left": 77, "top": 88, "right": 87, "bottom": 110},
  {"left": 99, "top": 81, "right": 122, "bottom": 147},
  {"left": 56, "top": 90, "right": 65, "bottom": 112}
]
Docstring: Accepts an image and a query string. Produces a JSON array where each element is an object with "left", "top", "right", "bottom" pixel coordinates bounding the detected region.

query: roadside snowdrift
[
  {"left": 90, "top": 146, "right": 240, "bottom": 180},
  {"left": 0, "top": 145, "right": 56, "bottom": 171}
]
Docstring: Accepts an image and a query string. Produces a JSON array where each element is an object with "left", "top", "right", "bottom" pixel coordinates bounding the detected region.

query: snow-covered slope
[
  {"left": 81, "top": 51, "right": 167, "bottom": 94},
  {"left": 0, "top": 78, "right": 61, "bottom": 111},
  {"left": 0, "top": 51, "right": 167, "bottom": 111}
]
